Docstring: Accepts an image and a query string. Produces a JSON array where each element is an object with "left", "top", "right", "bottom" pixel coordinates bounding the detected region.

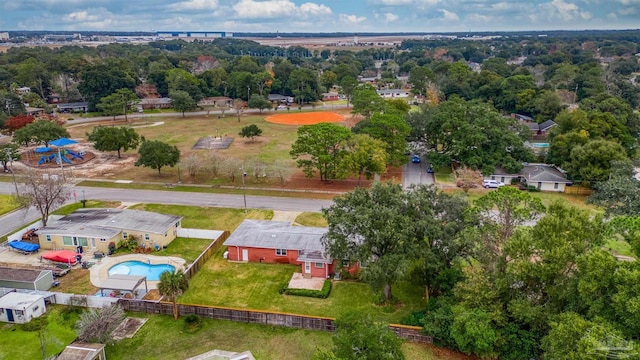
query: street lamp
[
  {"left": 247, "top": 86, "right": 250, "bottom": 101},
  {"left": 241, "top": 166, "right": 247, "bottom": 212}
]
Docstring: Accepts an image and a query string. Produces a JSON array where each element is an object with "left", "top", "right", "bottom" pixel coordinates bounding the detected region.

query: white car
[{"left": 483, "top": 179, "right": 505, "bottom": 188}]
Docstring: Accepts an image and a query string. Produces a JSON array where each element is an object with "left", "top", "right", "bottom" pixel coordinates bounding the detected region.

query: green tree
[
  {"left": 290, "top": 123, "right": 352, "bottom": 181},
  {"left": 87, "top": 126, "right": 140, "bottom": 159},
  {"left": 320, "top": 70, "right": 338, "bottom": 91},
  {"left": 351, "top": 84, "right": 385, "bottom": 119},
  {"left": 247, "top": 94, "right": 271, "bottom": 113},
  {"left": 565, "top": 139, "right": 629, "bottom": 183},
  {"left": 338, "top": 76, "right": 358, "bottom": 108},
  {"left": 324, "top": 312, "right": 405, "bottom": 360},
  {"left": 166, "top": 68, "right": 203, "bottom": 102},
  {"left": 588, "top": 162, "right": 640, "bottom": 217},
  {"left": 408, "top": 65, "right": 434, "bottom": 97},
  {"left": 352, "top": 113, "right": 411, "bottom": 166},
  {"left": 0, "top": 143, "right": 20, "bottom": 172},
  {"left": 96, "top": 88, "right": 139, "bottom": 123},
  {"left": 78, "top": 60, "right": 137, "bottom": 111},
  {"left": 340, "top": 134, "right": 387, "bottom": 185},
  {"left": 12, "top": 120, "right": 70, "bottom": 147},
  {"left": 170, "top": 90, "right": 196, "bottom": 118},
  {"left": 134, "top": 140, "right": 180, "bottom": 175},
  {"left": 238, "top": 124, "right": 262, "bottom": 142},
  {"left": 450, "top": 305, "right": 499, "bottom": 358},
  {"left": 322, "top": 182, "right": 415, "bottom": 301},
  {"left": 289, "top": 68, "right": 321, "bottom": 105},
  {"left": 157, "top": 270, "right": 189, "bottom": 320}
]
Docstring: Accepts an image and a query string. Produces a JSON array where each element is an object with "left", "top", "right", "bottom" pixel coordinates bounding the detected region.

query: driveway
[{"left": 402, "top": 157, "right": 435, "bottom": 189}]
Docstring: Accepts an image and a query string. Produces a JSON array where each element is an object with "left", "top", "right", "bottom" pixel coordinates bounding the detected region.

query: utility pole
[
  {"left": 247, "top": 85, "right": 250, "bottom": 101},
  {"left": 241, "top": 166, "right": 247, "bottom": 212}
]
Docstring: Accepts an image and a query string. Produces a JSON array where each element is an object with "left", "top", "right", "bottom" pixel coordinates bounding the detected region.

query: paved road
[
  {"left": 402, "top": 157, "right": 435, "bottom": 189},
  {"left": 0, "top": 183, "right": 334, "bottom": 238}
]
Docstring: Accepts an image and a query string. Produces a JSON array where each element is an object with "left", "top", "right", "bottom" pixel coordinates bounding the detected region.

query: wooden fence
[
  {"left": 183, "top": 230, "right": 229, "bottom": 280},
  {"left": 117, "top": 299, "right": 432, "bottom": 343},
  {"left": 564, "top": 185, "right": 593, "bottom": 196}
]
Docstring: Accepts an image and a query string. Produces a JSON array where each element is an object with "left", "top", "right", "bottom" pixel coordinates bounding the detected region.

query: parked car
[
  {"left": 483, "top": 179, "right": 505, "bottom": 188},
  {"left": 426, "top": 165, "right": 434, "bottom": 173},
  {"left": 276, "top": 105, "right": 288, "bottom": 110},
  {"left": 411, "top": 155, "right": 421, "bottom": 163}
]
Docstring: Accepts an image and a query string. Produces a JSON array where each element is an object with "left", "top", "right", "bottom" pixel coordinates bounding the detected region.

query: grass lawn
[
  {"left": 294, "top": 212, "right": 328, "bottom": 227},
  {"left": 155, "top": 237, "right": 213, "bottom": 263},
  {"left": 604, "top": 237, "right": 635, "bottom": 258},
  {"left": 0, "top": 306, "right": 79, "bottom": 359},
  {"left": 0, "top": 194, "right": 18, "bottom": 216},
  {"left": 128, "top": 203, "right": 273, "bottom": 231},
  {"left": 181, "top": 248, "right": 424, "bottom": 324}
]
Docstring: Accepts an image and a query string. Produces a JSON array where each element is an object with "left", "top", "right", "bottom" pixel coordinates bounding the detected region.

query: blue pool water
[
  {"left": 531, "top": 143, "right": 550, "bottom": 148},
  {"left": 108, "top": 261, "right": 175, "bottom": 281}
]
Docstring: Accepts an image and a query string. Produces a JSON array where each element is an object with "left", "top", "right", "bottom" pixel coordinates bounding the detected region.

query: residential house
[
  {"left": 267, "top": 94, "right": 294, "bottom": 105},
  {"left": 57, "top": 102, "right": 89, "bottom": 113},
  {"left": 37, "top": 208, "right": 183, "bottom": 253},
  {"left": 139, "top": 97, "right": 172, "bottom": 110},
  {"left": 198, "top": 96, "right": 232, "bottom": 108},
  {"left": 25, "top": 107, "right": 45, "bottom": 116},
  {"left": 0, "top": 292, "right": 46, "bottom": 324},
  {"left": 377, "top": 89, "right": 410, "bottom": 98},
  {"left": 0, "top": 267, "right": 54, "bottom": 291},
  {"left": 486, "top": 163, "right": 573, "bottom": 192},
  {"left": 523, "top": 120, "right": 557, "bottom": 138},
  {"left": 16, "top": 86, "right": 31, "bottom": 96},
  {"left": 223, "top": 220, "right": 334, "bottom": 278},
  {"left": 322, "top": 92, "right": 340, "bottom": 101}
]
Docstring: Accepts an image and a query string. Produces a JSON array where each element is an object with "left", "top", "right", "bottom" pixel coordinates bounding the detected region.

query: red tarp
[{"left": 42, "top": 250, "right": 78, "bottom": 265}]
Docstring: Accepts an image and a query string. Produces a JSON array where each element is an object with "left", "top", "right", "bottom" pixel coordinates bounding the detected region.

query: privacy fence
[
  {"left": 117, "top": 299, "right": 432, "bottom": 343},
  {"left": 182, "top": 230, "right": 229, "bottom": 280}
]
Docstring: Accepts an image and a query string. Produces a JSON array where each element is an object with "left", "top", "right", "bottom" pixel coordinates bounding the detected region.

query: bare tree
[
  {"left": 455, "top": 166, "right": 483, "bottom": 193},
  {"left": 180, "top": 154, "right": 203, "bottom": 180},
  {"left": 16, "top": 169, "right": 72, "bottom": 226},
  {"left": 215, "top": 103, "right": 228, "bottom": 118},
  {"left": 203, "top": 152, "right": 226, "bottom": 178},
  {"left": 76, "top": 304, "right": 125, "bottom": 343},
  {"left": 220, "top": 158, "right": 241, "bottom": 183},
  {"left": 269, "top": 159, "right": 294, "bottom": 187},
  {"left": 232, "top": 99, "right": 246, "bottom": 123},
  {"left": 244, "top": 158, "right": 267, "bottom": 180}
]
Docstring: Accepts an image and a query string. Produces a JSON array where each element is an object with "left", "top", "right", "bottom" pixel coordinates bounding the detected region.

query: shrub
[
  {"left": 183, "top": 314, "right": 203, "bottom": 334},
  {"left": 20, "top": 316, "right": 48, "bottom": 331},
  {"left": 282, "top": 279, "right": 332, "bottom": 298},
  {"left": 527, "top": 185, "right": 540, "bottom": 192}
]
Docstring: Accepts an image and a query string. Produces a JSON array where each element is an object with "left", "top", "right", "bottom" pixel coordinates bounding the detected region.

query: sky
[{"left": 1, "top": 0, "right": 638, "bottom": 33}]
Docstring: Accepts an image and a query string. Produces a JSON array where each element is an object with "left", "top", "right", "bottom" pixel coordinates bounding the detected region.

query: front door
[
  {"left": 90, "top": 238, "right": 96, "bottom": 249},
  {"left": 6, "top": 309, "right": 14, "bottom": 322},
  {"left": 242, "top": 249, "right": 249, "bottom": 262},
  {"left": 304, "top": 262, "right": 311, "bottom": 274}
]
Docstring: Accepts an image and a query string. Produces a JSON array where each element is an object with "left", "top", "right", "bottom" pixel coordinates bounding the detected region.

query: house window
[
  {"left": 164, "top": 232, "right": 168, "bottom": 237},
  {"left": 175, "top": 221, "right": 180, "bottom": 227},
  {"left": 62, "top": 236, "right": 73, "bottom": 246},
  {"left": 315, "top": 262, "right": 324, "bottom": 268},
  {"left": 33, "top": 305, "right": 39, "bottom": 312},
  {"left": 15, "top": 310, "right": 24, "bottom": 316},
  {"left": 554, "top": 183, "right": 559, "bottom": 189},
  {"left": 501, "top": 177, "right": 505, "bottom": 183},
  {"left": 491, "top": 176, "right": 495, "bottom": 180},
  {"left": 122, "top": 232, "right": 128, "bottom": 239},
  {"left": 46, "top": 235, "right": 51, "bottom": 242},
  {"left": 144, "top": 234, "right": 150, "bottom": 241},
  {"left": 0, "top": 308, "right": 4, "bottom": 314},
  {"left": 276, "top": 249, "right": 287, "bottom": 256},
  {"left": 537, "top": 182, "right": 542, "bottom": 189},
  {"left": 100, "top": 238, "right": 106, "bottom": 242}
]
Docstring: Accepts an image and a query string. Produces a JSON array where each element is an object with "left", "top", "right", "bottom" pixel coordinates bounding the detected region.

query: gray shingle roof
[
  {"left": 0, "top": 267, "right": 50, "bottom": 282},
  {"left": 521, "top": 164, "right": 570, "bottom": 183},
  {"left": 223, "top": 220, "right": 328, "bottom": 259},
  {"left": 538, "top": 120, "right": 557, "bottom": 132},
  {"left": 38, "top": 208, "right": 182, "bottom": 237}
]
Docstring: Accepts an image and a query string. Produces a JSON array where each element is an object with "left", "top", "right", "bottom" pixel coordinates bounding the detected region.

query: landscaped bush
[
  {"left": 183, "top": 314, "right": 203, "bottom": 334},
  {"left": 282, "top": 279, "right": 332, "bottom": 299}
]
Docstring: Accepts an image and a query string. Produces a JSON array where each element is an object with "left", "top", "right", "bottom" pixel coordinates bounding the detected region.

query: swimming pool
[
  {"left": 531, "top": 143, "right": 550, "bottom": 148},
  {"left": 108, "top": 260, "right": 175, "bottom": 281}
]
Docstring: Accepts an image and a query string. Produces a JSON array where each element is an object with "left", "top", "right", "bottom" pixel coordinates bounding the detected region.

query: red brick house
[{"left": 223, "top": 220, "right": 335, "bottom": 278}]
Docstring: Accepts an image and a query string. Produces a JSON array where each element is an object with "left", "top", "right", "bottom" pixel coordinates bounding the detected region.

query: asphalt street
[
  {"left": 0, "top": 182, "right": 334, "bottom": 238},
  {"left": 402, "top": 157, "right": 435, "bottom": 189}
]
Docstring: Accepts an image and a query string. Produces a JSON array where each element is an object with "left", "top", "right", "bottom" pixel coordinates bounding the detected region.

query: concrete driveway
[{"left": 402, "top": 156, "right": 435, "bottom": 189}]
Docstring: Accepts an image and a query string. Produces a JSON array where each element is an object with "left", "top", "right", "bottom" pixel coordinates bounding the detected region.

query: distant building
[
  {"left": 322, "top": 92, "right": 340, "bottom": 101},
  {"left": 156, "top": 31, "right": 232, "bottom": 40},
  {"left": 377, "top": 89, "right": 410, "bottom": 98},
  {"left": 0, "top": 32, "right": 9, "bottom": 41},
  {"left": 140, "top": 97, "right": 172, "bottom": 110},
  {"left": 16, "top": 86, "right": 31, "bottom": 96},
  {"left": 57, "top": 102, "right": 89, "bottom": 113}
]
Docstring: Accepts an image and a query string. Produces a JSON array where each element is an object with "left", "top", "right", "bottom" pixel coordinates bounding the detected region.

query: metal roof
[
  {"left": 38, "top": 208, "right": 182, "bottom": 237},
  {"left": 57, "top": 342, "right": 105, "bottom": 360},
  {"left": 224, "top": 220, "right": 328, "bottom": 256},
  {"left": 0, "top": 292, "right": 44, "bottom": 310},
  {"left": 99, "top": 274, "right": 147, "bottom": 292}
]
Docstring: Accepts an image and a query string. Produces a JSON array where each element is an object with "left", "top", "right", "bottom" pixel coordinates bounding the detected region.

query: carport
[{"left": 99, "top": 274, "right": 147, "bottom": 298}]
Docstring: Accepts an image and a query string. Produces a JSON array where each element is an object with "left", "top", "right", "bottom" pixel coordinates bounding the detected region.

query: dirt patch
[
  {"left": 111, "top": 317, "right": 148, "bottom": 340},
  {"left": 265, "top": 111, "right": 345, "bottom": 125},
  {"left": 143, "top": 289, "right": 162, "bottom": 301}
]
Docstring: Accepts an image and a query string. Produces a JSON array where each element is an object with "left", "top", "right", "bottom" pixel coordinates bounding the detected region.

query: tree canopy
[
  {"left": 87, "top": 126, "right": 140, "bottom": 158},
  {"left": 12, "top": 120, "right": 69, "bottom": 147},
  {"left": 134, "top": 140, "right": 180, "bottom": 175},
  {"left": 290, "top": 122, "right": 352, "bottom": 181}
]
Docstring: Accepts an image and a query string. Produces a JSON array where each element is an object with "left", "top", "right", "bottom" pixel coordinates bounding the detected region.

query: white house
[
  {"left": 377, "top": 89, "right": 410, "bottom": 98},
  {"left": 0, "top": 292, "right": 46, "bottom": 324},
  {"left": 487, "top": 164, "right": 573, "bottom": 192}
]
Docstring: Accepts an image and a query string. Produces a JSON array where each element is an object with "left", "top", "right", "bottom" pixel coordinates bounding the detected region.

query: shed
[
  {"left": 0, "top": 267, "right": 54, "bottom": 291},
  {"left": 57, "top": 342, "right": 106, "bottom": 360},
  {"left": 99, "top": 274, "right": 147, "bottom": 297},
  {"left": 0, "top": 292, "right": 46, "bottom": 324}
]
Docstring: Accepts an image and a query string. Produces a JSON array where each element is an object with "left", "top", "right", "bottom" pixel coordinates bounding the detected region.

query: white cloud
[
  {"left": 378, "top": 0, "right": 413, "bottom": 5},
  {"left": 439, "top": 9, "right": 459, "bottom": 21},
  {"left": 231, "top": 0, "right": 330, "bottom": 19},
  {"left": 167, "top": 0, "right": 219, "bottom": 11},
  {"left": 384, "top": 12, "right": 400, "bottom": 22},
  {"left": 339, "top": 14, "right": 367, "bottom": 24},
  {"left": 618, "top": 6, "right": 637, "bottom": 14},
  {"left": 63, "top": 10, "right": 101, "bottom": 22}
]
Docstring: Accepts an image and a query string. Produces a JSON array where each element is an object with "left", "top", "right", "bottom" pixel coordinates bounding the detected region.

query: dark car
[
  {"left": 426, "top": 166, "right": 434, "bottom": 173},
  {"left": 411, "top": 155, "right": 421, "bottom": 163}
]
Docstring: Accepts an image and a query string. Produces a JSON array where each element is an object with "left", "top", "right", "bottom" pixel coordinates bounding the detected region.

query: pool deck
[{"left": 89, "top": 254, "right": 186, "bottom": 290}]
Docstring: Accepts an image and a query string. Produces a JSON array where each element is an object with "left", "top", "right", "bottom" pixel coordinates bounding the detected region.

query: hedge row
[{"left": 280, "top": 279, "right": 332, "bottom": 299}]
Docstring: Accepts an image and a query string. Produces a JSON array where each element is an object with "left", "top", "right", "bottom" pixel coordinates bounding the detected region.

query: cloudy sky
[{"left": 1, "top": 0, "right": 638, "bottom": 33}]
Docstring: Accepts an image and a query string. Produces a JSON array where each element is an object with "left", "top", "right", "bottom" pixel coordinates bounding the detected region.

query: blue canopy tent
[
  {"left": 34, "top": 147, "right": 51, "bottom": 153},
  {"left": 50, "top": 138, "right": 78, "bottom": 169}
]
